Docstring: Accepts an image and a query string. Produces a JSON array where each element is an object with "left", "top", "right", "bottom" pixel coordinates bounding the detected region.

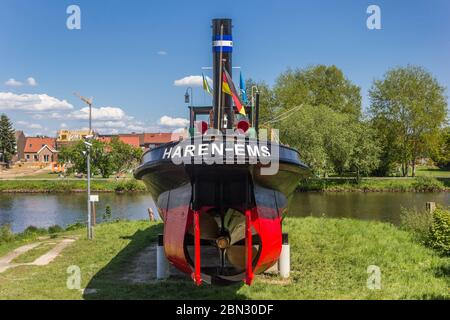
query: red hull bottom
[{"left": 162, "top": 204, "right": 282, "bottom": 285}]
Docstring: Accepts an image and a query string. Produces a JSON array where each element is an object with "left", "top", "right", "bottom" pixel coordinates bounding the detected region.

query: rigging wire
[{"left": 263, "top": 104, "right": 303, "bottom": 125}]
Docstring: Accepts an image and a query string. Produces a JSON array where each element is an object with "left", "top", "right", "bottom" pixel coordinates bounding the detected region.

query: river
[{"left": 0, "top": 192, "right": 449, "bottom": 233}]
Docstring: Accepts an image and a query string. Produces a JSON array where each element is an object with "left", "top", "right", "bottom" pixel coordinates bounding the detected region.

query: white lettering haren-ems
[{"left": 163, "top": 147, "right": 172, "bottom": 159}]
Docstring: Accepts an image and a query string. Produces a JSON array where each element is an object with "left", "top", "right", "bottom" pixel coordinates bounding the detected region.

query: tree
[
  {"left": 430, "top": 126, "right": 450, "bottom": 168},
  {"left": 59, "top": 140, "right": 113, "bottom": 178},
  {"left": 369, "top": 65, "right": 448, "bottom": 176},
  {"left": 245, "top": 78, "right": 279, "bottom": 126},
  {"left": 349, "top": 122, "right": 381, "bottom": 181},
  {"left": 274, "top": 65, "right": 362, "bottom": 117},
  {"left": 109, "top": 137, "right": 143, "bottom": 175},
  {"left": 280, "top": 105, "right": 359, "bottom": 177},
  {"left": 58, "top": 138, "right": 143, "bottom": 178},
  {"left": 0, "top": 114, "right": 16, "bottom": 166}
]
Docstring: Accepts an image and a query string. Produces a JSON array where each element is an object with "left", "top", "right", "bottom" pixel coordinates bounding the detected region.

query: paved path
[{"left": 0, "top": 238, "right": 76, "bottom": 273}]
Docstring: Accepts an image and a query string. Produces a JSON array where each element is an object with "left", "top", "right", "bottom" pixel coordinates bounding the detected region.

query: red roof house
[{"left": 24, "top": 137, "right": 57, "bottom": 163}]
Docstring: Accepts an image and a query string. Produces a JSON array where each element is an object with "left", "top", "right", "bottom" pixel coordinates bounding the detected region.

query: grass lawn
[
  {"left": 0, "top": 218, "right": 448, "bottom": 300},
  {"left": 298, "top": 176, "right": 450, "bottom": 192},
  {"left": 0, "top": 178, "right": 146, "bottom": 193},
  {"left": 416, "top": 165, "right": 450, "bottom": 178}
]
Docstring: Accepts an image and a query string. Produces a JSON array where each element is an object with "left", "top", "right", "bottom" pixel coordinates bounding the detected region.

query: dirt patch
[{"left": 120, "top": 245, "right": 185, "bottom": 284}]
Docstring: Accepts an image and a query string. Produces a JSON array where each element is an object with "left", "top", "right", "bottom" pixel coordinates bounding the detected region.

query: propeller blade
[
  {"left": 225, "top": 245, "right": 258, "bottom": 270},
  {"left": 188, "top": 212, "right": 220, "bottom": 240},
  {"left": 223, "top": 209, "right": 246, "bottom": 245}
]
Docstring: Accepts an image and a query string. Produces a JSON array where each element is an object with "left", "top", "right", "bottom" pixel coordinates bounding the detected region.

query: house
[
  {"left": 13, "top": 130, "right": 26, "bottom": 162},
  {"left": 56, "top": 129, "right": 92, "bottom": 149},
  {"left": 141, "top": 132, "right": 177, "bottom": 150},
  {"left": 97, "top": 134, "right": 141, "bottom": 148},
  {"left": 24, "top": 137, "right": 57, "bottom": 163}
]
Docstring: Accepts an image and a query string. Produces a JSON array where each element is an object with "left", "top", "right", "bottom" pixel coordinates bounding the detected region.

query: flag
[
  {"left": 239, "top": 71, "right": 247, "bottom": 104},
  {"left": 222, "top": 69, "right": 246, "bottom": 115},
  {"left": 202, "top": 73, "right": 212, "bottom": 95}
]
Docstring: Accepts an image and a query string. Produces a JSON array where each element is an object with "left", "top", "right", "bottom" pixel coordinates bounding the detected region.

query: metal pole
[
  {"left": 89, "top": 102, "right": 92, "bottom": 134},
  {"left": 87, "top": 102, "right": 92, "bottom": 240},
  {"left": 217, "top": 24, "right": 224, "bottom": 130}
]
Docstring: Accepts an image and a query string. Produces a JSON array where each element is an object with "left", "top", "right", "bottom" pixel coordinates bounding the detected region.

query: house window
[
  {"left": 29, "top": 144, "right": 32, "bottom": 148},
  {"left": 26, "top": 154, "right": 30, "bottom": 160},
  {"left": 34, "top": 155, "right": 38, "bottom": 161},
  {"left": 43, "top": 155, "right": 49, "bottom": 162}
]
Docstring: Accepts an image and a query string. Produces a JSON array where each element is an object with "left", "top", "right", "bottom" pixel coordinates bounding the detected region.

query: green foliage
[
  {"left": 274, "top": 65, "right": 361, "bottom": 116},
  {"left": 48, "top": 225, "right": 64, "bottom": 234},
  {"left": 412, "top": 176, "right": 444, "bottom": 192},
  {"left": 400, "top": 207, "right": 433, "bottom": 244},
  {"left": 245, "top": 79, "right": 279, "bottom": 126},
  {"left": 0, "top": 114, "right": 17, "bottom": 165},
  {"left": 109, "top": 137, "right": 143, "bottom": 175},
  {"left": 349, "top": 122, "right": 381, "bottom": 180},
  {"left": 65, "top": 222, "right": 85, "bottom": 231},
  {"left": 0, "top": 224, "right": 14, "bottom": 243},
  {"left": 430, "top": 126, "right": 450, "bottom": 168},
  {"left": 114, "top": 179, "right": 145, "bottom": 192},
  {"left": 369, "top": 65, "right": 448, "bottom": 177},
  {"left": 428, "top": 209, "right": 450, "bottom": 255},
  {"left": 103, "top": 205, "right": 112, "bottom": 221},
  {"left": 280, "top": 105, "right": 379, "bottom": 177},
  {"left": 59, "top": 138, "right": 142, "bottom": 178},
  {"left": 23, "top": 225, "right": 47, "bottom": 236}
]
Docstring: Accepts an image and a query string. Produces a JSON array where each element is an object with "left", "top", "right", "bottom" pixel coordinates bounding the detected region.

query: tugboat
[{"left": 134, "top": 18, "right": 309, "bottom": 285}]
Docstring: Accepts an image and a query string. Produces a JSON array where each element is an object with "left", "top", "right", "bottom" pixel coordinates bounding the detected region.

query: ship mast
[{"left": 212, "top": 18, "right": 233, "bottom": 131}]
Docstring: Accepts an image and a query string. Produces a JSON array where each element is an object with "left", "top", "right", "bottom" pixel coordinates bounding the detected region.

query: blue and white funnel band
[{"left": 213, "top": 34, "right": 233, "bottom": 52}]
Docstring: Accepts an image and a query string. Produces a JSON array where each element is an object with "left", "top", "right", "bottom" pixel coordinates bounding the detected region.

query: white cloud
[
  {"left": 60, "top": 123, "right": 67, "bottom": 128},
  {"left": 92, "top": 121, "right": 127, "bottom": 128},
  {"left": 157, "top": 50, "right": 167, "bottom": 55},
  {"left": 158, "top": 115, "right": 189, "bottom": 128},
  {"left": 68, "top": 106, "right": 130, "bottom": 121},
  {"left": 27, "top": 77, "right": 38, "bottom": 86},
  {"left": 5, "top": 79, "right": 23, "bottom": 87},
  {"left": 0, "top": 92, "right": 73, "bottom": 111},
  {"left": 174, "top": 75, "right": 211, "bottom": 87},
  {"left": 16, "top": 120, "right": 43, "bottom": 129}
]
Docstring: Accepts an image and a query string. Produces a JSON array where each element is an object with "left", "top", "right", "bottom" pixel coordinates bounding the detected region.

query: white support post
[
  {"left": 156, "top": 234, "right": 169, "bottom": 280},
  {"left": 279, "top": 233, "right": 290, "bottom": 279}
]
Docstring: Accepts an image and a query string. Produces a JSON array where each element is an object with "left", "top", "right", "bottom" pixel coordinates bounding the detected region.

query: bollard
[
  {"left": 279, "top": 233, "right": 290, "bottom": 279},
  {"left": 426, "top": 202, "right": 436, "bottom": 214},
  {"left": 156, "top": 234, "right": 169, "bottom": 280},
  {"left": 148, "top": 208, "right": 155, "bottom": 221}
]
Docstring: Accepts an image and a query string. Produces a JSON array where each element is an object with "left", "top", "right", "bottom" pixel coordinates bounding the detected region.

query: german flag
[{"left": 222, "top": 69, "right": 246, "bottom": 115}]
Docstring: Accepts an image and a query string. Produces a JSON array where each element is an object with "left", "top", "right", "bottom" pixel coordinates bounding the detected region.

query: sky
[{"left": 0, "top": 0, "right": 449, "bottom": 136}]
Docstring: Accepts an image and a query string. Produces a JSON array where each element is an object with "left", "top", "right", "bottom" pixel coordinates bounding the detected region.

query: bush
[
  {"left": 48, "top": 225, "right": 64, "bottom": 234},
  {"left": 65, "top": 222, "right": 85, "bottom": 231},
  {"left": 400, "top": 207, "right": 433, "bottom": 244},
  {"left": 23, "top": 225, "right": 47, "bottom": 236},
  {"left": 412, "top": 176, "right": 444, "bottom": 192},
  {"left": 103, "top": 205, "right": 112, "bottom": 221},
  {"left": 428, "top": 208, "right": 450, "bottom": 255},
  {"left": 0, "top": 224, "right": 14, "bottom": 243},
  {"left": 114, "top": 179, "right": 146, "bottom": 192}
]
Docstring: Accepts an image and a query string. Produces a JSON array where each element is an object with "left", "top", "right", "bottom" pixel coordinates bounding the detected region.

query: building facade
[{"left": 24, "top": 137, "right": 57, "bottom": 163}]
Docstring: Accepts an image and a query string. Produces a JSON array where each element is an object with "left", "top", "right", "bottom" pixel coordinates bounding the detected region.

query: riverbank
[
  {"left": 298, "top": 177, "right": 450, "bottom": 192},
  {"left": 0, "top": 179, "right": 146, "bottom": 193},
  {"left": 1, "top": 176, "right": 449, "bottom": 194},
  {"left": 0, "top": 217, "right": 448, "bottom": 299}
]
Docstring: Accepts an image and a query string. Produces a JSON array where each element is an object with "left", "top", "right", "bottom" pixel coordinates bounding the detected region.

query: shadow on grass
[{"left": 83, "top": 223, "right": 246, "bottom": 300}]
